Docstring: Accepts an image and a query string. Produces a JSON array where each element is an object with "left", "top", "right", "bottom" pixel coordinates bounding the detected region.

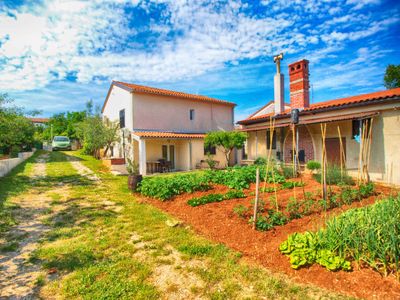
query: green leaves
[
  {"left": 139, "top": 173, "right": 211, "bottom": 201},
  {"left": 279, "top": 232, "right": 351, "bottom": 271},
  {"left": 187, "top": 190, "right": 246, "bottom": 207}
]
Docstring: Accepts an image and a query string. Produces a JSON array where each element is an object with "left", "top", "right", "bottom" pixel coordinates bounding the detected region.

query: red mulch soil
[{"left": 137, "top": 175, "right": 400, "bottom": 299}]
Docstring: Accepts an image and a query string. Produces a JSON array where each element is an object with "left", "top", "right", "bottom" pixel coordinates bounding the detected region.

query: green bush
[
  {"left": 10, "top": 145, "right": 20, "bottom": 158},
  {"left": 280, "top": 164, "right": 297, "bottom": 179},
  {"left": 254, "top": 157, "right": 267, "bottom": 165},
  {"left": 281, "top": 181, "right": 305, "bottom": 190},
  {"left": 187, "top": 190, "right": 246, "bottom": 207},
  {"left": 306, "top": 160, "right": 321, "bottom": 170}
]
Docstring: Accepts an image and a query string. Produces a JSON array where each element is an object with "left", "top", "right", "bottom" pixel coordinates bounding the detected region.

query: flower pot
[{"left": 128, "top": 174, "right": 143, "bottom": 191}]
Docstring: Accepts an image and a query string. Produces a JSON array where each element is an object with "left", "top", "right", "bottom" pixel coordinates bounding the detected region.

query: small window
[
  {"left": 352, "top": 120, "right": 360, "bottom": 139},
  {"left": 189, "top": 109, "right": 195, "bottom": 120},
  {"left": 266, "top": 130, "right": 276, "bottom": 150},
  {"left": 119, "top": 109, "right": 125, "bottom": 128},
  {"left": 204, "top": 145, "right": 216, "bottom": 155},
  {"left": 162, "top": 145, "right": 168, "bottom": 160}
]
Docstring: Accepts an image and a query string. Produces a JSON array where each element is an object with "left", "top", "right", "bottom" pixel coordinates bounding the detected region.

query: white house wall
[{"left": 102, "top": 85, "right": 134, "bottom": 130}]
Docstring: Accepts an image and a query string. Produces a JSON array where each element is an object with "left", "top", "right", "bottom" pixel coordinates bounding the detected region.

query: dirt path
[
  {"left": 67, "top": 156, "right": 99, "bottom": 182},
  {"left": 0, "top": 153, "right": 52, "bottom": 299}
]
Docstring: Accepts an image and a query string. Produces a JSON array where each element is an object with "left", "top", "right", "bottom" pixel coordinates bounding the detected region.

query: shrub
[
  {"left": 254, "top": 157, "right": 267, "bottom": 165},
  {"left": 306, "top": 160, "right": 321, "bottom": 170},
  {"left": 10, "top": 145, "right": 20, "bottom": 158}
]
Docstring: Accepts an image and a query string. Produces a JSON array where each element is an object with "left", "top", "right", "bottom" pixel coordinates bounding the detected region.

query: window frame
[
  {"left": 189, "top": 109, "right": 195, "bottom": 121},
  {"left": 119, "top": 109, "right": 125, "bottom": 128},
  {"left": 204, "top": 145, "right": 216, "bottom": 155}
]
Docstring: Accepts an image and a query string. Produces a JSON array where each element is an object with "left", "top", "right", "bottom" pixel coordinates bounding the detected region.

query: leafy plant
[
  {"left": 250, "top": 209, "right": 288, "bottom": 231},
  {"left": 126, "top": 158, "right": 139, "bottom": 175},
  {"left": 286, "top": 197, "right": 302, "bottom": 219},
  {"left": 281, "top": 181, "right": 305, "bottom": 190},
  {"left": 187, "top": 190, "right": 246, "bottom": 207},
  {"left": 313, "top": 165, "right": 354, "bottom": 185},
  {"left": 205, "top": 152, "right": 217, "bottom": 170},
  {"left": 254, "top": 157, "right": 267, "bottom": 165},
  {"left": 233, "top": 204, "right": 250, "bottom": 219},
  {"left": 279, "top": 232, "right": 351, "bottom": 271},
  {"left": 280, "top": 164, "right": 297, "bottom": 179},
  {"left": 139, "top": 173, "right": 210, "bottom": 200},
  {"left": 306, "top": 160, "right": 321, "bottom": 170}
]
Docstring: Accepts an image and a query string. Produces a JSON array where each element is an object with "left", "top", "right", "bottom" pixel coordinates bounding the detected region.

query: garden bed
[{"left": 137, "top": 173, "right": 400, "bottom": 299}]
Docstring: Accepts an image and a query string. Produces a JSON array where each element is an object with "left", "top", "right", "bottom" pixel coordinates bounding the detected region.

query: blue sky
[{"left": 1, "top": 0, "right": 399, "bottom": 121}]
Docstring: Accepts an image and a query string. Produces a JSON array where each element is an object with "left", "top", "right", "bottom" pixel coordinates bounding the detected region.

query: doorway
[{"left": 325, "top": 138, "right": 346, "bottom": 165}]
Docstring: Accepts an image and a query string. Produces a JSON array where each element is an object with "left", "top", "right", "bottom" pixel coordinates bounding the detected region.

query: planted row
[
  {"left": 138, "top": 173, "right": 210, "bottom": 200},
  {"left": 280, "top": 195, "right": 400, "bottom": 276},
  {"left": 188, "top": 190, "right": 246, "bottom": 207}
]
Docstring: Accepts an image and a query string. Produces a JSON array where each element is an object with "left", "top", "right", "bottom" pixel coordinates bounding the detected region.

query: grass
[
  {"left": 0, "top": 150, "right": 43, "bottom": 235},
  {"left": 1, "top": 150, "right": 349, "bottom": 299}
]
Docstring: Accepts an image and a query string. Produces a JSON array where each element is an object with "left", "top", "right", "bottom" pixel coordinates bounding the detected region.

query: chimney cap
[{"left": 288, "top": 59, "right": 309, "bottom": 75}]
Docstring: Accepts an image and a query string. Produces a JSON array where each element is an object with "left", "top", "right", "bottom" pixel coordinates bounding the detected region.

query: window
[
  {"left": 352, "top": 120, "right": 360, "bottom": 139},
  {"left": 204, "top": 145, "right": 216, "bottom": 155},
  {"left": 119, "top": 109, "right": 125, "bottom": 128},
  {"left": 189, "top": 109, "right": 195, "bottom": 120},
  {"left": 266, "top": 130, "right": 276, "bottom": 149},
  {"left": 162, "top": 145, "right": 168, "bottom": 160}
]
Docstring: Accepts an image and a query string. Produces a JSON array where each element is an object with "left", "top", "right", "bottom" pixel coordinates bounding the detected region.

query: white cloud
[{"left": 0, "top": 0, "right": 398, "bottom": 94}]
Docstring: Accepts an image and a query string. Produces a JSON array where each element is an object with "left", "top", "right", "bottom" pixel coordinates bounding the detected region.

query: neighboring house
[
  {"left": 102, "top": 81, "right": 235, "bottom": 175},
  {"left": 29, "top": 117, "right": 49, "bottom": 127},
  {"left": 237, "top": 59, "right": 400, "bottom": 185}
]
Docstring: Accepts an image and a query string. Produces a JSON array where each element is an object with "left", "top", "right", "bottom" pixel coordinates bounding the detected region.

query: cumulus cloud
[{"left": 0, "top": 0, "right": 398, "bottom": 94}]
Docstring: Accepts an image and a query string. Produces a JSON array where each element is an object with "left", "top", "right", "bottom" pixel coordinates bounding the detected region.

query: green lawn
[{"left": 1, "top": 150, "right": 349, "bottom": 299}]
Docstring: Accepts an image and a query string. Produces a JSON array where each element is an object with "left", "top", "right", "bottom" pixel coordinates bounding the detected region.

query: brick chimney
[{"left": 289, "top": 59, "right": 310, "bottom": 109}]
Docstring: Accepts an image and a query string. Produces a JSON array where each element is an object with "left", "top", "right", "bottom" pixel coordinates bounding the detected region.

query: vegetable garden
[{"left": 136, "top": 164, "right": 400, "bottom": 299}]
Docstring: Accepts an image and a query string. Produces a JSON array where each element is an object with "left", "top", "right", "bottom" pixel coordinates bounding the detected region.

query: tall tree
[
  {"left": 204, "top": 131, "right": 247, "bottom": 166},
  {"left": 384, "top": 64, "right": 400, "bottom": 89}
]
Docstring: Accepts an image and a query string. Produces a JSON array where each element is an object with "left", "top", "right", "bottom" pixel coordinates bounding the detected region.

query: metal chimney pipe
[{"left": 273, "top": 53, "right": 284, "bottom": 115}]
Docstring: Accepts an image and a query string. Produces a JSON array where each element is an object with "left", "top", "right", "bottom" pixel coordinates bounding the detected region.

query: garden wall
[{"left": 0, "top": 150, "right": 35, "bottom": 177}]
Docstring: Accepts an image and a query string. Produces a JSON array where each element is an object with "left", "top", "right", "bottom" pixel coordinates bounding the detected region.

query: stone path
[
  {"left": 0, "top": 154, "right": 51, "bottom": 299},
  {"left": 67, "top": 156, "right": 99, "bottom": 182}
]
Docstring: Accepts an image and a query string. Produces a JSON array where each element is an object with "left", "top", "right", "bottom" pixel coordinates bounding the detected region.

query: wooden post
[
  {"left": 337, "top": 126, "right": 344, "bottom": 180},
  {"left": 320, "top": 124, "right": 327, "bottom": 202},
  {"left": 253, "top": 167, "right": 260, "bottom": 230}
]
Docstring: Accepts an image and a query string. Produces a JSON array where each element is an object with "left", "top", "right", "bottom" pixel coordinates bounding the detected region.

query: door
[
  {"left": 169, "top": 145, "right": 175, "bottom": 169},
  {"left": 325, "top": 138, "right": 346, "bottom": 165}
]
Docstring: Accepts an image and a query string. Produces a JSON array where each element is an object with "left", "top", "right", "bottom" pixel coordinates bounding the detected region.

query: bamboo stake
[
  {"left": 365, "top": 118, "right": 374, "bottom": 183},
  {"left": 357, "top": 120, "right": 365, "bottom": 185},
  {"left": 320, "top": 123, "right": 327, "bottom": 202},
  {"left": 253, "top": 167, "right": 260, "bottom": 230},
  {"left": 337, "top": 126, "right": 344, "bottom": 180}
]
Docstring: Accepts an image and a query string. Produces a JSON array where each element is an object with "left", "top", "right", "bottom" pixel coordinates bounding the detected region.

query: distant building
[{"left": 29, "top": 117, "right": 49, "bottom": 127}]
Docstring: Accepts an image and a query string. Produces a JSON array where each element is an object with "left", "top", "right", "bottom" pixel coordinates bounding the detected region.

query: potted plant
[{"left": 126, "top": 158, "right": 142, "bottom": 191}]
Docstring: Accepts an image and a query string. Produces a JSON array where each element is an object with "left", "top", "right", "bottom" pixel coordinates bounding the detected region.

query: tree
[
  {"left": 204, "top": 131, "right": 247, "bottom": 167},
  {"left": 0, "top": 94, "right": 36, "bottom": 155},
  {"left": 384, "top": 64, "right": 400, "bottom": 89},
  {"left": 77, "top": 116, "right": 118, "bottom": 159},
  {"left": 42, "top": 111, "right": 87, "bottom": 141}
]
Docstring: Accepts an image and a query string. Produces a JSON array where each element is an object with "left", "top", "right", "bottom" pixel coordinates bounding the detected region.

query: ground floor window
[{"left": 204, "top": 145, "right": 216, "bottom": 155}]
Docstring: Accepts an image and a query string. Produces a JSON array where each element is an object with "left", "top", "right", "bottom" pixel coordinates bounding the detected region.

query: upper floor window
[
  {"left": 189, "top": 109, "right": 195, "bottom": 120},
  {"left": 119, "top": 109, "right": 125, "bottom": 128}
]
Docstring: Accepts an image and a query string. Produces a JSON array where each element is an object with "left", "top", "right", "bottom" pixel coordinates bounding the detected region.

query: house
[
  {"left": 29, "top": 117, "right": 49, "bottom": 127},
  {"left": 237, "top": 58, "right": 400, "bottom": 185},
  {"left": 101, "top": 81, "right": 235, "bottom": 175}
]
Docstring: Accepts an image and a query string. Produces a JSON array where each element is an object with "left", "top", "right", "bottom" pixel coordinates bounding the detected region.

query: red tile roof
[
  {"left": 29, "top": 117, "right": 50, "bottom": 123},
  {"left": 238, "top": 88, "right": 400, "bottom": 124},
  {"left": 113, "top": 81, "right": 235, "bottom": 107},
  {"left": 133, "top": 131, "right": 205, "bottom": 139}
]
